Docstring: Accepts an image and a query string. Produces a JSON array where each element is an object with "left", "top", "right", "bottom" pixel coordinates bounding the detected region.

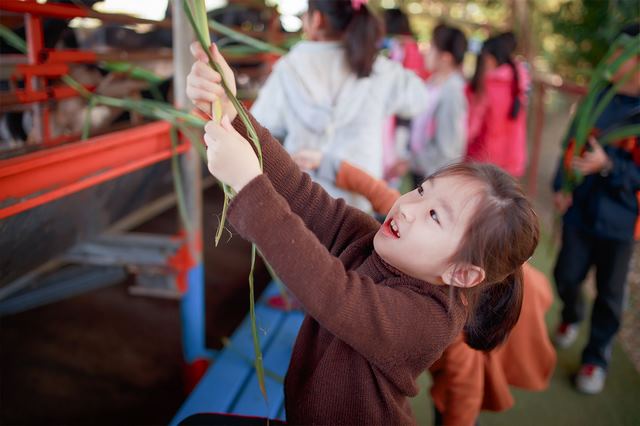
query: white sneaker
[
  {"left": 575, "top": 364, "right": 606, "bottom": 394},
  {"left": 554, "top": 322, "right": 579, "bottom": 348}
]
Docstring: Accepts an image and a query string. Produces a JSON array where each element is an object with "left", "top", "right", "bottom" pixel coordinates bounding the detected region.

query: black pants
[{"left": 553, "top": 225, "right": 633, "bottom": 369}]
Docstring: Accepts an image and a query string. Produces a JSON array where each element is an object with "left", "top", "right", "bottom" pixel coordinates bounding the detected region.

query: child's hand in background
[
  {"left": 204, "top": 116, "right": 261, "bottom": 192},
  {"left": 572, "top": 137, "right": 612, "bottom": 175},
  {"left": 292, "top": 149, "right": 323, "bottom": 171},
  {"left": 187, "top": 42, "right": 237, "bottom": 122}
]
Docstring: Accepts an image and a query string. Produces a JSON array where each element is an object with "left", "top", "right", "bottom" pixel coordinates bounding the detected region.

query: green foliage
[{"left": 543, "top": 0, "right": 639, "bottom": 81}]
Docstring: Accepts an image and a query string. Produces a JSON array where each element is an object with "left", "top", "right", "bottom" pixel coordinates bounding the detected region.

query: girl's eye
[
  {"left": 430, "top": 209, "right": 440, "bottom": 224},
  {"left": 417, "top": 185, "right": 424, "bottom": 196}
]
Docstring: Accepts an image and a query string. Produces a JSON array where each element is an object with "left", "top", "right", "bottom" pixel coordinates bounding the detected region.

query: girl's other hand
[
  {"left": 204, "top": 116, "right": 261, "bottom": 192},
  {"left": 292, "top": 149, "right": 323, "bottom": 171},
  {"left": 187, "top": 42, "right": 238, "bottom": 121}
]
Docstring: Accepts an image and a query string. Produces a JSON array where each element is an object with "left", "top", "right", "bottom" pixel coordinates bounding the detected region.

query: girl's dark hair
[
  {"left": 432, "top": 163, "right": 539, "bottom": 351},
  {"left": 308, "top": 0, "right": 383, "bottom": 78},
  {"left": 432, "top": 23, "right": 468, "bottom": 66},
  {"left": 470, "top": 33, "right": 521, "bottom": 119},
  {"left": 383, "top": 8, "right": 413, "bottom": 36}
]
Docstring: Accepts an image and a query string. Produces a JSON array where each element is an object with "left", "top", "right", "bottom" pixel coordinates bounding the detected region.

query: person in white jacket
[{"left": 250, "top": 0, "right": 428, "bottom": 210}]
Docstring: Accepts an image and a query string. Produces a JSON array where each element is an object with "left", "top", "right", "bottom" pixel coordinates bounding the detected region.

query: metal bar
[
  {"left": 173, "top": 0, "right": 208, "bottom": 370},
  {"left": 0, "top": 121, "right": 188, "bottom": 219},
  {"left": 0, "top": 258, "right": 65, "bottom": 301},
  {"left": 63, "top": 233, "right": 181, "bottom": 269},
  {"left": 0, "top": 265, "right": 126, "bottom": 316},
  {"left": 24, "top": 7, "right": 45, "bottom": 145},
  {"left": 0, "top": 0, "right": 171, "bottom": 28}
]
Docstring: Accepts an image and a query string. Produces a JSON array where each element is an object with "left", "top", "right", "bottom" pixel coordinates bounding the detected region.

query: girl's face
[{"left": 373, "top": 175, "right": 483, "bottom": 285}]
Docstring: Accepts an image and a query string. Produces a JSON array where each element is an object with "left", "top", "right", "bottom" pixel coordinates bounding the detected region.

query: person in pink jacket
[{"left": 466, "top": 33, "right": 531, "bottom": 178}]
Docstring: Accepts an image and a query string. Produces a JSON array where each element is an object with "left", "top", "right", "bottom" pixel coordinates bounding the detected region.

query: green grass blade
[
  {"left": 0, "top": 24, "right": 27, "bottom": 53},
  {"left": 215, "top": 188, "right": 230, "bottom": 246},
  {"left": 249, "top": 243, "right": 268, "bottom": 401},
  {"left": 102, "top": 61, "right": 165, "bottom": 85},
  {"left": 208, "top": 19, "right": 287, "bottom": 55},
  {"left": 600, "top": 125, "right": 640, "bottom": 145},
  {"left": 170, "top": 126, "right": 193, "bottom": 233},
  {"left": 587, "top": 64, "right": 640, "bottom": 135},
  {"left": 81, "top": 97, "right": 96, "bottom": 140},
  {"left": 220, "top": 337, "right": 284, "bottom": 383}
]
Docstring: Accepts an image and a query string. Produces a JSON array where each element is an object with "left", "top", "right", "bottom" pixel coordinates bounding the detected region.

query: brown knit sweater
[{"left": 227, "top": 113, "right": 468, "bottom": 425}]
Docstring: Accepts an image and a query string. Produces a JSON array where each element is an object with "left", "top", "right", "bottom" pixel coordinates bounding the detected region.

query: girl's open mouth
[{"left": 382, "top": 217, "right": 401, "bottom": 239}]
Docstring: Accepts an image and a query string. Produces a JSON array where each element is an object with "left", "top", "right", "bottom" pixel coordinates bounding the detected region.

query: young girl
[
  {"left": 296, "top": 153, "right": 555, "bottom": 425},
  {"left": 187, "top": 43, "right": 539, "bottom": 425},
  {"left": 467, "top": 33, "right": 530, "bottom": 178},
  {"left": 248, "top": 0, "right": 428, "bottom": 210},
  {"left": 408, "top": 23, "right": 468, "bottom": 184}
]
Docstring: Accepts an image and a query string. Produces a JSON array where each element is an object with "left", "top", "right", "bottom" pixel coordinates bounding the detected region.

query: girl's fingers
[
  {"left": 187, "top": 87, "right": 218, "bottom": 104},
  {"left": 204, "top": 120, "right": 227, "bottom": 140},
  {"left": 192, "top": 61, "right": 221, "bottom": 82},
  {"left": 190, "top": 41, "right": 208, "bottom": 62},
  {"left": 211, "top": 44, "right": 232, "bottom": 76},
  {"left": 190, "top": 76, "right": 220, "bottom": 94}
]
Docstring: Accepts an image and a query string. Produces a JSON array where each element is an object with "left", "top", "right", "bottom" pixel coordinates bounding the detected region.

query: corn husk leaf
[
  {"left": 184, "top": 0, "right": 267, "bottom": 403},
  {"left": 170, "top": 125, "right": 193, "bottom": 233},
  {"left": 561, "top": 33, "right": 640, "bottom": 191}
]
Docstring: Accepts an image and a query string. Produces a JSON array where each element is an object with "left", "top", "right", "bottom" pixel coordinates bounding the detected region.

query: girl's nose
[{"left": 398, "top": 203, "right": 415, "bottom": 222}]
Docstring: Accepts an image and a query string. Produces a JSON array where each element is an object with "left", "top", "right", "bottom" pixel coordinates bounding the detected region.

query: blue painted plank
[
  {"left": 231, "top": 311, "right": 305, "bottom": 420},
  {"left": 171, "top": 304, "right": 283, "bottom": 425}
]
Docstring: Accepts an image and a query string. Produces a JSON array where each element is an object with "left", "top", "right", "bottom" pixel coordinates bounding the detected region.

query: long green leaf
[
  {"left": 587, "top": 63, "right": 640, "bottom": 134},
  {"left": 183, "top": 0, "right": 267, "bottom": 403},
  {"left": 221, "top": 337, "right": 284, "bottom": 383},
  {"left": 600, "top": 125, "right": 640, "bottom": 145},
  {"left": 102, "top": 61, "right": 165, "bottom": 85},
  {"left": 170, "top": 126, "right": 193, "bottom": 233},
  {"left": 0, "top": 24, "right": 27, "bottom": 53},
  {"left": 81, "top": 97, "right": 96, "bottom": 140},
  {"left": 209, "top": 19, "right": 287, "bottom": 55},
  {"left": 249, "top": 243, "right": 267, "bottom": 400}
]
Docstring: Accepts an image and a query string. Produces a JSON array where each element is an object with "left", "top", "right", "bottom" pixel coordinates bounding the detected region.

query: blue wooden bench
[{"left": 171, "top": 282, "right": 304, "bottom": 425}]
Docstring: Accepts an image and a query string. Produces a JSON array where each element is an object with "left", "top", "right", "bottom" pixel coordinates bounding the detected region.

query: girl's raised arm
[{"left": 207, "top": 111, "right": 379, "bottom": 256}]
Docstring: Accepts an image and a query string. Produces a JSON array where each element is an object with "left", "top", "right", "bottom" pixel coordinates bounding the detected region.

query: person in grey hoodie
[
  {"left": 250, "top": 0, "right": 428, "bottom": 210},
  {"left": 409, "top": 24, "right": 468, "bottom": 184}
]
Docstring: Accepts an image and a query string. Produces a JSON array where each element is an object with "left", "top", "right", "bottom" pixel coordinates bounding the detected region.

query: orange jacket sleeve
[{"left": 335, "top": 161, "right": 400, "bottom": 215}]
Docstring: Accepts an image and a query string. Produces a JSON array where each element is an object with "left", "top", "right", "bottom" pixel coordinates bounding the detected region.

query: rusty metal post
[{"left": 527, "top": 82, "right": 546, "bottom": 196}]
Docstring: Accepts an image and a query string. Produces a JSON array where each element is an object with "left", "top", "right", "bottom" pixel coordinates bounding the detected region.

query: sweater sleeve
[
  {"left": 316, "top": 152, "right": 399, "bottom": 216},
  {"left": 231, "top": 111, "right": 379, "bottom": 255},
  {"left": 228, "top": 175, "right": 458, "bottom": 368}
]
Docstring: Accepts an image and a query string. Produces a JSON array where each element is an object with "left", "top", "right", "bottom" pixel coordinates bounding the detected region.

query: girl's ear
[
  {"left": 308, "top": 10, "right": 324, "bottom": 38},
  {"left": 442, "top": 263, "right": 485, "bottom": 288}
]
